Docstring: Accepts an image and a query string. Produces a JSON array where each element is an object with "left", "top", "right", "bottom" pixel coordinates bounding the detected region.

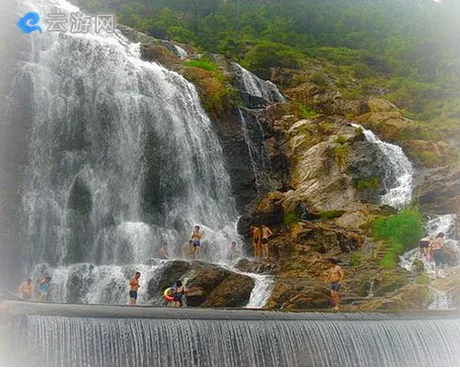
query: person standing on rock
[
  {"left": 250, "top": 226, "right": 262, "bottom": 258},
  {"left": 129, "top": 272, "right": 141, "bottom": 306},
  {"left": 430, "top": 233, "right": 448, "bottom": 278},
  {"left": 419, "top": 236, "right": 432, "bottom": 260},
  {"left": 261, "top": 225, "right": 273, "bottom": 259},
  {"left": 19, "top": 278, "right": 32, "bottom": 301},
  {"left": 325, "top": 259, "right": 344, "bottom": 310},
  {"left": 191, "top": 225, "right": 202, "bottom": 259}
]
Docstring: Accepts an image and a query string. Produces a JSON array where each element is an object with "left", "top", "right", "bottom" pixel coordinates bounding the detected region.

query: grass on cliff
[
  {"left": 184, "top": 58, "right": 218, "bottom": 72},
  {"left": 372, "top": 208, "right": 424, "bottom": 269}
]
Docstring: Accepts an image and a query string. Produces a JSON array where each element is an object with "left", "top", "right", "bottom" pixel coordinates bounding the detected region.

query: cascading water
[
  {"left": 399, "top": 214, "right": 459, "bottom": 309},
  {"left": 12, "top": 0, "right": 241, "bottom": 304},
  {"left": 232, "top": 62, "right": 285, "bottom": 105},
  {"left": 174, "top": 45, "right": 188, "bottom": 60},
  {"left": 4, "top": 307, "right": 460, "bottom": 367},
  {"left": 428, "top": 287, "right": 454, "bottom": 310},
  {"left": 351, "top": 124, "right": 414, "bottom": 208},
  {"left": 400, "top": 214, "right": 459, "bottom": 275},
  {"left": 237, "top": 108, "right": 272, "bottom": 192}
]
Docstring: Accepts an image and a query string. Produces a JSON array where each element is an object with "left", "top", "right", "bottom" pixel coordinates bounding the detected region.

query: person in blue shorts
[
  {"left": 38, "top": 276, "right": 51, "bottom": 302},
  {"left": 190, "top": 225, "right": 202, "bottom": 259},
  {"left": 325, "top": 259, "right": 344, "bottom": 310}
]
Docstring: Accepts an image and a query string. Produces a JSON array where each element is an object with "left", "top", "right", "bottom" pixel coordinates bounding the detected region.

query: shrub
[
  {"left": 184, "top": 58, "right": 218, "bottom": 72},
  {"left": 335, "top": 135, "right": 347, "bottom": 145},
  {"left": 380, "top": 251, "right": 397, "bottom": 270},
  {"left": 355, "top": 177, "right": 380, "bottom": 190},
  {"left": 243, "top": 41, "right": 302, "bottom": 79},
  {"left": 298, "top": 103, "right": 318, "bottom": 119},
  {"left": 351, "top": 254, "right": 362, "bottom": 267},
  {"left": 372, "top": 208, "right": 424, "bottom": 255},
  {"left": 283, "top": 212, "right": 299, "bottom": 227}
]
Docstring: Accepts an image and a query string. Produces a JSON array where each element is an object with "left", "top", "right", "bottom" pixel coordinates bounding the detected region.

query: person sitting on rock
[
  {"left": 172, "top": 280, "right": 186, "bottom": 308},
  {"left": 261, "top": 225, "right": 273, "bottom": 259},
  {"left": 250, "top": 226, "right": 262, "bottom": 258},
  {"left": 19, "top": 278, "right": 33, "bottom": 301},
  {"left": 325, "top": 259, "right": 344, "bottom": 310},
  {"left": 419, "top": 236, "right": 432, "bottom": 260},
  {"left": 430, "top": 233, "right": 448, "bottom": 278}
]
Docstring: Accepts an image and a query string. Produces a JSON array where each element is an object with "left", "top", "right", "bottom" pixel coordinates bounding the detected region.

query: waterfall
[
  {"left": 232, "top": 63, "right": 285, "bottom": 105},
  {"left": 237, "top": 108, "right": 271, "bottom": 191},
  {"left": 352, "top": 124, "right": 414, "bottom": 208},
  {"left": 174, "top": 45, "right": 188, "bottom": 60},
  {"left": 428, "top": 287, "right": 454, "bottom": 310},
  {"left": 12, "top": 0, "right": 240, "bottom": 304},
  {"left": 245, "top": 273, "right": 275, "bottom": 308},
  {"left": 5, "top": 311, "right": 460, "bottom": 366}
]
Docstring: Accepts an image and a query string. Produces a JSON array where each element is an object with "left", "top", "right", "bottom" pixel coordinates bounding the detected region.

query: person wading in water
[
  {"left": 129, "top": 272, "right": 141, "bottom": 306},
  {"left": 430, "top": 232, "right": 448, "bottom": 278},
  {"left": 250, "top": 226, "right": 262, "bottom": 258},
  {"left": 191, "top": 225, "right": 202, "bottom": 259},
  {"left": 325, "top": 259, "right": 344, "bottom": 310},
  {"left": 19, "top": 278, "right": 32, "bottom": 301},
  {"left": 38, "top": 277, "right": 51, "bottom": 302}
]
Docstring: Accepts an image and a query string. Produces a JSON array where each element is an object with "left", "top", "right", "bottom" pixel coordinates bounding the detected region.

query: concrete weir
[{"left": 1, "top": 301, "right": 460, "bottom": 366}]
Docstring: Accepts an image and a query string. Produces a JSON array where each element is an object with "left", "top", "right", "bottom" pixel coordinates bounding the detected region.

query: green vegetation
[
  {"left": 77, "top": 0, "right": 460, "bottom": 140},
  {"left": 355, "top": 177, "right": 380, "bottom": 190},
  {"left": 283, "top": 212, "right": 300, "bottom": 227},
  {"left": 242, "top": 42, "right": 302, "bottom": 79},
  {"left": 298, "top": 103, "right": 318, "bottom": 119},
  {"left": 320, "top": 210, "right": 345, "bottom": 221},
  {"left": 184, "top": 58, "right": 218, "bottom": 72},
  {"left": 334, "top": 143, "right": 349, "bottom": 169},
  {"left": 350, "top": 254, "right": 362, "bottom": 267},
  {"left": 372, "top": 208, "right": 424, "bottom": 269}
]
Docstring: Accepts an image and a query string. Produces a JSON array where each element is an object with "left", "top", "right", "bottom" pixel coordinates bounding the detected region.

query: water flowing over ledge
[{"left": 2, "top": 301, "right": 460, "bottom": 366}]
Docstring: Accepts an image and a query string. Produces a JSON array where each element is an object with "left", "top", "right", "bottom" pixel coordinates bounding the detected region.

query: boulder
[
  {"left": 358, "top": 284, "right": 432, "bottom": 310},
  {"left": 185, "top": 262, "right": 255, "bottom": 307},
  {"left": 415, "top": 165, "right": 460, "bottom": 214},
  {"left": 266, "top": 279, "right": 330, "bottom": 310},
  {"left": 146, "top": 260, "right": 191, "bottom": 301}
]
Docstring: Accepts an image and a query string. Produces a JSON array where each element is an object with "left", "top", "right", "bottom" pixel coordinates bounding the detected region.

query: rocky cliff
[{"left": 118, "top": 25, "right": 459, "bottom": 311}]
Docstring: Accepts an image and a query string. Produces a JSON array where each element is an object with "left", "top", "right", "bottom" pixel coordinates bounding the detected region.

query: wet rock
[
  {"left": 266, "top": 279, "right": 330, "bottom": 310},
  {"left": 415, "top": 165, "right": 460, "bottom": 214},
  {"left": 358, "top": 284, "right": 432, "bottom": 310},
  {"left": 146, "top": 260, "right": 191, "bottom": 301},
  {"left": 186, "top": 262, "right": 255, "bottom": 307},
  {"left": 65, "top": 264, "right": 95, "bottom": 304},
  {"left": 235, "top": 258, "right": 276, "bottom": 274}
]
